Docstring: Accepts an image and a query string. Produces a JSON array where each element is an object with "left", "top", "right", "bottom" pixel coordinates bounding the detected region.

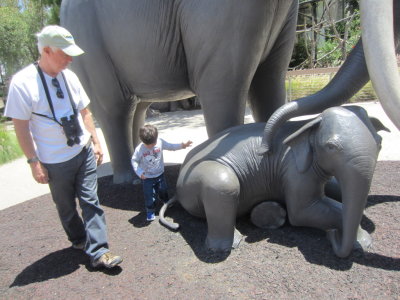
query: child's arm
[
  {"left": 131, "top": 147, "right": 145, "bottom": 179},
  {"left": 161, "top": 138, "right": 192, "bottom": 151}
]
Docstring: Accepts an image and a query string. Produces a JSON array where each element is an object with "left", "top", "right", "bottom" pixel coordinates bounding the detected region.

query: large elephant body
[
  {"left": 161, "top": 106, "right": 385, "bottom": 258},
  {"left": 61, "top": 0, "right": 298, "bottom": 183},
  {"left": 60, "top": 0, "right": 400, "bottom": 184}
]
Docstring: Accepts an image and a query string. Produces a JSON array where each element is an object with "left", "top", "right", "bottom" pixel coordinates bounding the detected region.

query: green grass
[
  {"left": 0, "top": 125, "right": 23, "bottom": 165},
  {"left": 285, "top": 75, "right": 377, "bottom": 102}
]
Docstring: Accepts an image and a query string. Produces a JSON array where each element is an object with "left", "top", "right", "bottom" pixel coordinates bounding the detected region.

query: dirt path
[{"left": 0, "top": 162, "right": 399, "bottom": 299}]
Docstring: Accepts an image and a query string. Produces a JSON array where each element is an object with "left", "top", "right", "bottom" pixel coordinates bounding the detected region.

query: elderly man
[{"left": 4, "top": 25, "right": 122, "bottom": 269}]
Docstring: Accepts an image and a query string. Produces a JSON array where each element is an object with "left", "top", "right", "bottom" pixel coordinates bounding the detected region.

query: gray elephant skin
[
  {"left": 60, "top": 0, "right": 400, "bottom": 183},
  {"left": 160, "top": 106, "right": 387, "bottom": 258}
]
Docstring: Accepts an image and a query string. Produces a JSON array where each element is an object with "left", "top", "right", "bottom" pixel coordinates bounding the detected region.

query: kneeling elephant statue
[{"left": 160, "top": 106, "right": 388, "bottom": 258}]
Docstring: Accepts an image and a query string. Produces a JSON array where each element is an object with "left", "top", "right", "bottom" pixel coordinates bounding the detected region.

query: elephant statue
[
  {"left": 60, "top": 0, "right": 400, "bottom": 184},
  {"left": 160, "top": 106, "right": 388, "bottom": 258}
]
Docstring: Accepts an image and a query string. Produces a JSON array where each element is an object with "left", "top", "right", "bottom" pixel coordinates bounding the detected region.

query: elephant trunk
[
  {"left": 327, "top": 161, "right": 375, "bottom": 258},
  {"left": 259, "top": 0, "right": 400, "bottom": 155}
]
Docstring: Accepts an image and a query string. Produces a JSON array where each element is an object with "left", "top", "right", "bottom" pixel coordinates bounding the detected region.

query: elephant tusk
[{"left": 360, "top": 0, "right": 400, "bottom": 131}]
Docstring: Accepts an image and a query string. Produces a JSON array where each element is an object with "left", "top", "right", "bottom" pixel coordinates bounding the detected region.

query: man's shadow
[{"left": 10, "top": 248, "right": 121, "bottom": 287}]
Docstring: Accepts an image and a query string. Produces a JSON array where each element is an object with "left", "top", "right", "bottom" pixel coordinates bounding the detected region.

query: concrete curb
[{"left": 1, "top": 101, "right": 399, "bottom": 211}]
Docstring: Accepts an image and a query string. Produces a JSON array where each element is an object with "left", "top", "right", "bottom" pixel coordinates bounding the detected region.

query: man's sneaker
[
  {"left": 91, "top": 252, "right": 123, "bottom": 269},
  {"left": 72, "top": 241, "right": 85, "bottom": 250},
  {"left": 146, "top": 212, "right": 156, "bottom": 221}
]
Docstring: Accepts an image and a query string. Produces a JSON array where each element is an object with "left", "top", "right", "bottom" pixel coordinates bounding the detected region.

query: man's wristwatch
[{"left": 27, "top": 156, "right": 40, "bottom": 164}]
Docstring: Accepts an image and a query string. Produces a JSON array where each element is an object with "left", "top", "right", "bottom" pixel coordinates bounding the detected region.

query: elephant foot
[
  {"left": 354, "top": 227, "right": 372, "bottom": 251},
  {"left": 112, "top": 171, "right": 134, "bottom": 184},
  {"left": 250, "top": 201, "right": 286, "bottom": 229},
  {"left": 205, "top": 229, "right": 243, "bottom": 252}
]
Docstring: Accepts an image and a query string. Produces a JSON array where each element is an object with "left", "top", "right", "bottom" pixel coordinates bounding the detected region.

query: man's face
[{"left": 45, "top": 47, "right": 73, "bottom": 73}]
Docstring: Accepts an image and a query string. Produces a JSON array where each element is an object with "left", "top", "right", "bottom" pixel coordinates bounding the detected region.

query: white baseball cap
[{"left": 37, "top": 25, "right": 84, "bottom": 56}]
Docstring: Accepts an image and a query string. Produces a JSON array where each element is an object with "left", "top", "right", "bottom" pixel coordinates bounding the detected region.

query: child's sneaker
[{"left": 146, "top": 212, "right": 155, "bottom": 221}]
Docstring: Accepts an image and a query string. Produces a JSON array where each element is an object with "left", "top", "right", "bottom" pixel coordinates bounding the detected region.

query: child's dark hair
[{"left": 139, "top": 124, "right": 158, "bottom": 145}]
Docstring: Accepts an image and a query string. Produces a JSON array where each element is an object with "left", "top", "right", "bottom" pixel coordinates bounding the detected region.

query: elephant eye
[{"left": 325, "top": 137, "right": 343, "bottom": 152}]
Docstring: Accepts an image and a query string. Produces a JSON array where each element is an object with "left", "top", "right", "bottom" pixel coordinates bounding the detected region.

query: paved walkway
[{"left": 1, "top": 101, "right": 399, "bottom": 210}]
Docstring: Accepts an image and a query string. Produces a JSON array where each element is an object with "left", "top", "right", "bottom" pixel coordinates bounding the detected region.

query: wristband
[{"left": 27, "top": 157, "right": 40, "bottom": 164}]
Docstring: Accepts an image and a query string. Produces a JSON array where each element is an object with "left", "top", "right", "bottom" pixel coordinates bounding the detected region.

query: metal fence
[{"left": 285, "top": 67, "right": 377, "bottom": 102}]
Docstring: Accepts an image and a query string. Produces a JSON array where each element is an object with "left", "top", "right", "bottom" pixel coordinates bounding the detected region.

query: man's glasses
[{"left": 52, "top": 78, "right": 64, "bottom": 99}]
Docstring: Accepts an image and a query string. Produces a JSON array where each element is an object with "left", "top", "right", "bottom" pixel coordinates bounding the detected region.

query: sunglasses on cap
[{"left": 51, "top": 78, "right": 64, "bottom": 99}]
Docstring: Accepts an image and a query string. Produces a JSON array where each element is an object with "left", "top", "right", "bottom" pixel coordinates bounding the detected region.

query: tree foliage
[
  {"left": 0, "top": 5, "right": 30, "bottom": 80},
  {"left": 31, "top": 0, "right": 61, "bottom": 25},
  {"left": 291, "top": 0, "right": 361, "bottom": 69},
  {"left": 0, "top": 0, "right": 52, "bottom": 92}
]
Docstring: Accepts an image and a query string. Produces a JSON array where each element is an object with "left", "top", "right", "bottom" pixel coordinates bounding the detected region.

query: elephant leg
[
  {"left": 184, "top": 161, "right": 241, "bottom": 252},
  {"left": 287, "top": 196, "right": 343, "bottom": 231},
  {"left": 193, "top": 58, "right": 251, "bottom": 136},
  {"left": 287, "top": 196, "right": 371, "bottom": 251},
  {"left": 199, "top": 90, "right": 247, "bottom": 137},
  {"left": 183, "top": 1, "right": 286, "bottom": 137},
  {"left": 251, "top": 201, "right": 287, "bottom": 229},
  {"left": 96, "top": 105, "right": 135, "bottom": 184},
  {"left": 65, "top": 27, "right": 136, "bottom": 184},
  {"left": 248, "top": 2, "right": 298, "bottom": 122},
  {"left": 324, "top": 177, "right": 342, "bottom": 202}
]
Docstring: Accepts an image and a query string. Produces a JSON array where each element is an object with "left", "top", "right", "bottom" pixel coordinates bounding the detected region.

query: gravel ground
[{"left": 0, "top": 162, "right": 399, "bottom": 299}]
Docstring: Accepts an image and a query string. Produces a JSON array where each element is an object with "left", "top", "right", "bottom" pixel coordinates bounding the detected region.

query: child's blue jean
[{"left": 142, "top": 173, "right": 169, "bottom": 213}]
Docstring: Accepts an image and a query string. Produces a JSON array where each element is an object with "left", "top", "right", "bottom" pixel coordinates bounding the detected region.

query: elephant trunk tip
[
  {"left": 327, "top": 229, "right": 352, "bottom": 258},
  {"left": 257, "top": 143, "right": 271, "bottom": 156}
]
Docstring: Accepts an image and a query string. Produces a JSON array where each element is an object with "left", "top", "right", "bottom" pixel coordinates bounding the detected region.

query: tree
[
  {"left": 31, "top": 0, "right": 61, "bottom": 24},
  {"left": 0, "top": 0, "right": 48, "bottom": 100},
  {"left": 0, "top": 5, "right": 30, "bottom": 80},
  {"left": 22, "top": 0, "right": 47, "bottom": 59},
  {"left": 291, "top": 0, "right": 361, "bottom": 69}
]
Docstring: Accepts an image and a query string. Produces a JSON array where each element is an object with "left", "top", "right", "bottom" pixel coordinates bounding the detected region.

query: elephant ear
[
  {"left": 344, "top": 105, "right": 390, "bottom": 133},
  {"left": 283, "top": 116, "right": 322, "bottom": 173},
  {"left": 369, "top": 117, "right": 390, "bottom": 133}
]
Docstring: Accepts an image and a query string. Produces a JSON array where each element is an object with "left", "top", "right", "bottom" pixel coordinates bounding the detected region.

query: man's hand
[
  {"left": 12, "top": 118, "right": 49, "bottom": 184},
  {"left": 30, "top": 161, "right": 49, "bottom": 184},
  {"left": 92, "top": 142, "right": 104, "bottom": 166},
  {"left": 140, "top": 174, "right": 147, "bottom": 179},
  {"left": 81, "top": 108, "right": 104, "bottom": 166}
]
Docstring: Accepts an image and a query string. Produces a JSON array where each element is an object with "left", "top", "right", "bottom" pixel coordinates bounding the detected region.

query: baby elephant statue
[{"left": 160, "top": 105, "right": 388, "bottom": 258}]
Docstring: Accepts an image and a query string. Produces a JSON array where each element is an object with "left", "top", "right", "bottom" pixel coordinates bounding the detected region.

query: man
[{"left": 4, "top": 25, "right": 122, "bottom": 269}]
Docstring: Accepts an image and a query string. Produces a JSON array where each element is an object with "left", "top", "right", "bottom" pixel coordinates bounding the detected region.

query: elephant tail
[{"left": 159, "top": 196, "right": 180, "bottom": 231}]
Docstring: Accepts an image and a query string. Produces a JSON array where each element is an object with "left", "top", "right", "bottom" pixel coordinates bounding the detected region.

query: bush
[{"left": 0, "top": 125, "right": 23, "bottom": 165}]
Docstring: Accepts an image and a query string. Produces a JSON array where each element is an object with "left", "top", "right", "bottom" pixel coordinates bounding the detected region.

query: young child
[{"left": 131, "top": 124, "right": 193, "bottom": 221}]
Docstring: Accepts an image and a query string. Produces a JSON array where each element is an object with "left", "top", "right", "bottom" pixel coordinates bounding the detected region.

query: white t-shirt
[
  {"left": 131, "top": 138, "right": 183, "bottom": 178},
  {"left": 5, "top": 63, "right": 91, "bottom": 163}
]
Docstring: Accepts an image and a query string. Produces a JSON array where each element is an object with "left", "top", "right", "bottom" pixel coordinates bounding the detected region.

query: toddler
[{"left": 131, "top": 124, "right": 192, "bottom": 221}]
